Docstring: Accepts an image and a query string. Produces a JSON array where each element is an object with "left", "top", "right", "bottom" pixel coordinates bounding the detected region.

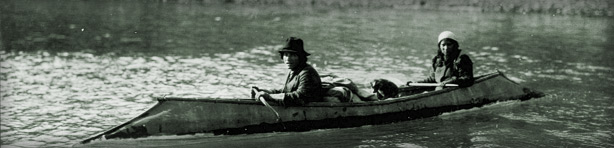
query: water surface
[{"left": 1, "top": 1, "right": 613, "bottom": 147}]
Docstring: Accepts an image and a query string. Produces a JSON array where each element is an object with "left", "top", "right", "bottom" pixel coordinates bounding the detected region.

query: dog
[{"left": 370, "top": 79, "right": 399, "bottom": 100}]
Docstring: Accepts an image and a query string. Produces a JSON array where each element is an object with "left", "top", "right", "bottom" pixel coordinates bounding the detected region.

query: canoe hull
[{"left": 81, "top": 71, "right": 543, "bottom": 144}]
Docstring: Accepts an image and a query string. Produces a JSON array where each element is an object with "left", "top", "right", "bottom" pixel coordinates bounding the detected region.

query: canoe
[{"left": 80, "top": 71, "right": 543, "bottom": 144}]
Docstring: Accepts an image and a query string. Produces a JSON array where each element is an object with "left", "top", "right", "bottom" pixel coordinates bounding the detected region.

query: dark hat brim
[{"left": 278, "top": 49, "right": 311, "bottom": 56}]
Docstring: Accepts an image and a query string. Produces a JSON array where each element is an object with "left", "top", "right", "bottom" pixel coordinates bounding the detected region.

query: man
[{"left": 253, "top": 37, "right": 323, "bottom": 105}]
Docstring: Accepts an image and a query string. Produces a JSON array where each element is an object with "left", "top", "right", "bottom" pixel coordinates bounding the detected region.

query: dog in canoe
[{"left": 370, "top": 79, "right": 399, "bottom": 100}]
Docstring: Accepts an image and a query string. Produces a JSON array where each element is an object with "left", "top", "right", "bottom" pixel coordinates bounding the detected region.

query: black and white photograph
[{"left": 1, "top": 0, "right": 612, "bottom": 147}]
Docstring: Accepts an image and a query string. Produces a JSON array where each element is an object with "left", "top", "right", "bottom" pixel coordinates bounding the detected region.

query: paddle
[
  {"left": 407, "top": 83, "right": 459, "bottom": 87},
  {"left": 251, "top": 87, "right": 283, "bottom": 124}
]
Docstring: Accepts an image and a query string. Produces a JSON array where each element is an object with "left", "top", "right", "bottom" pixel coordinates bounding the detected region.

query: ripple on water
[
  {"left": 33, "top": 135, "right": 70, "bottom": 143},
  {"left": 499, "top": 112, "right": 560, "bottom": 125},
  {"left": 1, "top": 125, "right": 10, "bottom": 131},
  {"left": 545, "top": 129, "right": 614, "bottom": 147},
  {"left": 11, "top": 141, "right": 46, "bottom": 148},
  {"left": 395, "top": 143, "right": 426, "bottom": 148},
  {"left": 469, "top": 136, "right": 493, "bottom": 143},
  {"left": 49, "top": 130, "right": 78, "bottom": 136}
]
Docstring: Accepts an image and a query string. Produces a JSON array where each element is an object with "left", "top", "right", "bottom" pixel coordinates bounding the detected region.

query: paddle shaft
[{"left": 408, "top": 83, "right": 459, "bottom": 87}]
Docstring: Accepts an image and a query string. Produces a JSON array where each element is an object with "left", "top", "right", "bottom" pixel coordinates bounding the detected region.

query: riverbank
[{"left": 197, "top": 0, "right": 613, "bottom": 17}]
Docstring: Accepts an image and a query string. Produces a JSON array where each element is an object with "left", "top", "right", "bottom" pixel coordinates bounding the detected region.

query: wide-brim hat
[{"left": 278, "top": 37, "right": 311, "bottom": 56}]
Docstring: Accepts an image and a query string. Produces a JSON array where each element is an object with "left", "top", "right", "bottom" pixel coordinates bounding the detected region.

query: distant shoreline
[{"left": 193, "top": 0, "right": 614, "bottom": 17}]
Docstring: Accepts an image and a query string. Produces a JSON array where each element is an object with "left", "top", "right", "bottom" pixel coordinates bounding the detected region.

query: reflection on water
[{"left": 2, "top": 1, "right": 614, "bottom": 148}]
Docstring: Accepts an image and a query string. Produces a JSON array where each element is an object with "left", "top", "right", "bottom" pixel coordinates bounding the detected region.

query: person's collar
[
  {"left": 290, "top": 63, "right": 308, "bottom": 74},
  {"left": 444, "top": 49, "right": 462, "bottom": 63}
]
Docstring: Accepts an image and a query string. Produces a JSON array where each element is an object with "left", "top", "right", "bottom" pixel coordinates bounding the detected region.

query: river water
[{"left": 1, "top": 1, "right": 613, "bottom": 147}]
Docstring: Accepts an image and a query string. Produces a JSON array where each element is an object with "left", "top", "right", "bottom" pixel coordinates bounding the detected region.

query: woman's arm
[{"left": 453, "top": 54, "right": 474, "bottom": 87}]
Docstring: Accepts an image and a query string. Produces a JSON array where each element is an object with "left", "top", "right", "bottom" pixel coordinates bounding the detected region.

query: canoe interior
[{"left": 79, "top": 71, "right": 544, "bottom": 144}]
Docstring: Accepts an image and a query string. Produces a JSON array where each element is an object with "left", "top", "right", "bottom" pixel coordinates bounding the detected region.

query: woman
[
  {"left": 253, "top": 37, "right": 323, "bottom": 105},
  {"left": 407, "top": 31, "right": 474, "bottom": 90}
]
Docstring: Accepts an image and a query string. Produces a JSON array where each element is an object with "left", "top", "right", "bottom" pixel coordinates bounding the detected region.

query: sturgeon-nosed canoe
[{"left": 80, "top": 71, "right": 543, "bottom": 144}]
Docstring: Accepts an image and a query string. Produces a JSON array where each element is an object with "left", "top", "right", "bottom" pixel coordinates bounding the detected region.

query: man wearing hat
[
  {"left": 406, "top": 31, "right": 474, "bottom": 90},
  {"left": 253, "top": 37, "right": 323, "bottom": 105}
]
